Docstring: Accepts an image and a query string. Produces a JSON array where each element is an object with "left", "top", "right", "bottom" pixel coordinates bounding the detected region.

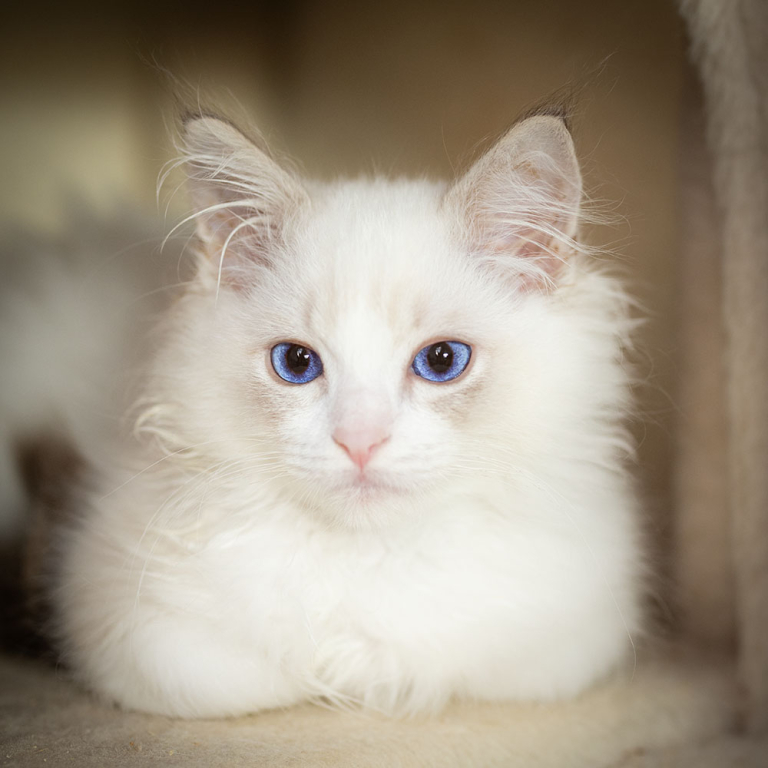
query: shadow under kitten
[{"left": 0, "top": 433, "right": 83, "bottom": 659}]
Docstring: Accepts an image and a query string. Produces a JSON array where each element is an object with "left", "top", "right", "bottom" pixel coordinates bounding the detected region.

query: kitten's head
[{"left": 156, "top": 112, "right": 616, "bottom": 528}]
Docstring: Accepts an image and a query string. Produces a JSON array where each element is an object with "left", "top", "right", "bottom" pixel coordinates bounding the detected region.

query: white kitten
[{"left": 48, "top": 112, "right": 644, "bottom": 717}]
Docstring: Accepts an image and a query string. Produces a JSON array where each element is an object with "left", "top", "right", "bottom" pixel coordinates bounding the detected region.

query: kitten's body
[{"left": 13, "top": 115, "right": 643, "bottom": 717}]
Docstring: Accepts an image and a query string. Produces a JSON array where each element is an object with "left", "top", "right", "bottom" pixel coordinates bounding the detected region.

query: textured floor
[{"left": 2, "top": 647, "right": 763, "bottom": 768}]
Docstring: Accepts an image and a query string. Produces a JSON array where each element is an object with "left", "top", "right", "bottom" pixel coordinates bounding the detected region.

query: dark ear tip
[{"left": 517, "top": 99, "right": 574, "bottom": 134}]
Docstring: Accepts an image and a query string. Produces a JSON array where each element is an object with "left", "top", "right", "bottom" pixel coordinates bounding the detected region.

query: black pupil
[
  {"left": 427, "top": 343, "right": 453, "bottom": 374},
  {"left": 286, "top": 345, "right": 311, "bottom": 374}
]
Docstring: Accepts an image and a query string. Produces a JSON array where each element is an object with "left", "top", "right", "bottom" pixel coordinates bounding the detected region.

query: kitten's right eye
[
  {"left": 412, "top": 341, "right": 471, "bottom": 383},
  {"left": 271, "top": 343, "right": 323, "bottom": 384}
]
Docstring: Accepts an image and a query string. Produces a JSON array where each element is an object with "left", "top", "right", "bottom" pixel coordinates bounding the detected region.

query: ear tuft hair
[{"left": 178, "top": 115, "right": 308, "bottom": 292}]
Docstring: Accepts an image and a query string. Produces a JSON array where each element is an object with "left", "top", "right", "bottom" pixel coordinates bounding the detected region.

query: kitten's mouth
[{"left": 338, "top": 470, "right": 410, "bottom": 497}]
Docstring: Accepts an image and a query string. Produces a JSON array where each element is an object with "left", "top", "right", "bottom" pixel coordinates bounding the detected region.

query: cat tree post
[{"left": 678, "top": 0, "right": 768, "bottom": 734}]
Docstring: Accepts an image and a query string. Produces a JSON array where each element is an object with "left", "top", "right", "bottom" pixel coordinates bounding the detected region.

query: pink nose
[{"left": 333, "top": 426, "right": 390, "bottom": 470}]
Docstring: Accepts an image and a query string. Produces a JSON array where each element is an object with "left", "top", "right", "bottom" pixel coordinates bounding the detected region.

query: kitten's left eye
[
  {"left": 271, "top": 342, "right": 323, "bottom": 384},
  {"left": 412, "top": 341, "right": 471, "bottom": 383}
]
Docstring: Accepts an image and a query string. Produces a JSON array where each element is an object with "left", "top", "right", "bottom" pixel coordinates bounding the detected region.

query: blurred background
[{"left": 0, "top": 0, "right": 686, "bottom": 548}]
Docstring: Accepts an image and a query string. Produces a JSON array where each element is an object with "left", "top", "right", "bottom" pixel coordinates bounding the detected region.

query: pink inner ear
[
  {"left": 482, "top": 204, "right": 576, "bottom": 279},
  {"left": 191, "top": 195, "right": 288, "bottom": 293},
  {"left": 203, "top": 203, "right": 277, "bottom": 265},
  {"left": 487, "top": 221, "right": 559, "bottom": 260}
]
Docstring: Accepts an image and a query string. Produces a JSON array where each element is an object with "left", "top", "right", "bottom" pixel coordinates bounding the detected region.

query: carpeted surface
[{"left": 1, "top": 647, "right": 758, "bottom": 768}]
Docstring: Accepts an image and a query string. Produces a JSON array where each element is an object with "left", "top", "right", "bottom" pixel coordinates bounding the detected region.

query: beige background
[{"left": 0, "top": 0, "right": 685, "bottom": 556}]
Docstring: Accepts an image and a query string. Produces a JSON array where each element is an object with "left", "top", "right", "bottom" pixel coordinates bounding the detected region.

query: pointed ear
[
  {"left": 445, "top": 115, "right": 582, "bottom": 284},
  {"left": 182, "top": 115, "right": 307, "bottom": 282}
]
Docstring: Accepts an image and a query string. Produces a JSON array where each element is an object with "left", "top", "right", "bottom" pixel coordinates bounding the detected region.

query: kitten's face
[
  {"left": 173, "top": 115, "right": 582, "bottom": 526},
  {"left": 245, "top": 183, "right": 508, "bottom": 522}
]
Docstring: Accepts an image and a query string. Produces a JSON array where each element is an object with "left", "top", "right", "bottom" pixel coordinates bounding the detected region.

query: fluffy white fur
[{"left": 46, "top": 114, "right": 643, "bottom": 717}]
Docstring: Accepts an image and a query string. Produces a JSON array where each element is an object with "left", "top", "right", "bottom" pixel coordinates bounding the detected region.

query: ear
[
  {"left": 182, "top": 115, "right": 308, "bottom": 283},
  {"left": 445, "top": 115, "right": 582, "bottom": 284}
]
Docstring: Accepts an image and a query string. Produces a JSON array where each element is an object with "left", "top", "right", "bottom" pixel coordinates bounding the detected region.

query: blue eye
[
  {"left": 412, "top": 341, "right": 471, "bottom": 383},
  {"left": 271, "top": 342, "right": 323, "bottom": 384}
]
